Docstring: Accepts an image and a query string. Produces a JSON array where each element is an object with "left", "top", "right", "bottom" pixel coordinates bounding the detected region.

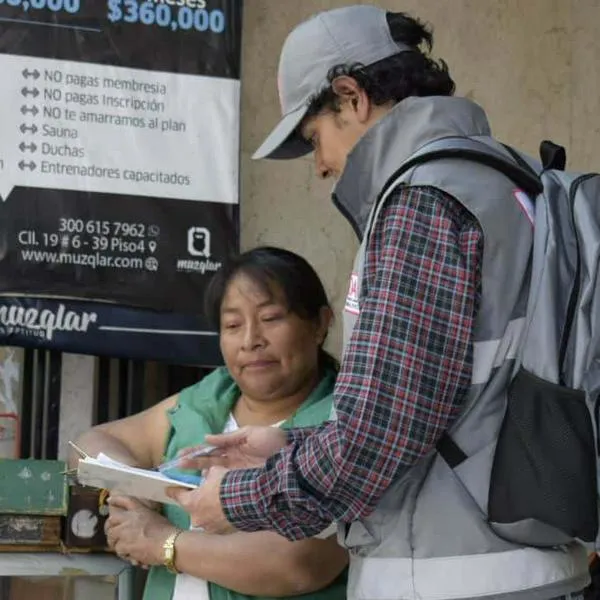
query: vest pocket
[{"left": 488, "top": 367, "right": 598, "bottom": 546}]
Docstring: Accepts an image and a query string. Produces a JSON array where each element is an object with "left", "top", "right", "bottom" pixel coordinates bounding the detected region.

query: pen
[
  {"left": 163, "top": 472, "right": 205, "bottom": 486},
  {"left": 157, "top": 443, "right": 218, "bottom": 474}
]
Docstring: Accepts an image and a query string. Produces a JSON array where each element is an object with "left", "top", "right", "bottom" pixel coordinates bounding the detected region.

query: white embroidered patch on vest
[{"left": 345, "top": 272, "right": 360, "bottom": 315}]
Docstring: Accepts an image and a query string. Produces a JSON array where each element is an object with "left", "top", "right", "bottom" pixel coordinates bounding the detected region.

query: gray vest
[{"left": 334, "top": 97, "right": 589, "bottom": 600}]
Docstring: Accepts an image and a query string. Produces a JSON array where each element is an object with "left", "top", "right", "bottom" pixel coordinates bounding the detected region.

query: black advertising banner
[{"left": 0, "top": 0, "right": 242, "bottom": 364}]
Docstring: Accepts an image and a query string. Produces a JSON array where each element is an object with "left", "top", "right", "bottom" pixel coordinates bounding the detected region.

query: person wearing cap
[{"left": 168, "top": 6, "right": 590, "bottom": 600}]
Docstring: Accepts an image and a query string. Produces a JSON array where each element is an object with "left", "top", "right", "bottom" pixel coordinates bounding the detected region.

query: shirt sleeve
[
  {"left": 285, "top": 425, "right": 324, "bottom": 445},
  {"left": 220, "top": 186, "right": 483, "bottom": 540}
]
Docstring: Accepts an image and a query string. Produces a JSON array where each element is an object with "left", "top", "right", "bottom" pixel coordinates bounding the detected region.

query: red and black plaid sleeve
[{"left": 220, "top": 185, "right": 483, "bottom": 539}]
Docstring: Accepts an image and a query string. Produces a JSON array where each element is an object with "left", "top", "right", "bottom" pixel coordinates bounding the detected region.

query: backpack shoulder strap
[
  {"left": 387, "top": 136, "right": 544, "bottom": 198},
  {"left": 392, "top": 137, "right": 543, "bottom": 470}
]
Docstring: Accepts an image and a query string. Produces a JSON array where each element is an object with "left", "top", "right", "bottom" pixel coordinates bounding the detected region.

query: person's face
[
  {"left": 299, "top": 75, "right": 392, "bottom": 180},
  {"left": 219, "top": 273, "right": 330, "bottom": 401},
  {"left": 300, "top": 105, "right": 366, "bottom": 180}
]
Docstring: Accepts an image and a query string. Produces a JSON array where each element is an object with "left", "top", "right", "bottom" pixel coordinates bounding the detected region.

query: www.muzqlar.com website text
[{"left": 21, "top": 249, "right": 147, "bottom": 270}]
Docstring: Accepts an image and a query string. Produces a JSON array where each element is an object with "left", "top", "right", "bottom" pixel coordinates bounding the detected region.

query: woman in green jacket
[{"left": 72, "top": 246, "right": 348, "bottom": 600}]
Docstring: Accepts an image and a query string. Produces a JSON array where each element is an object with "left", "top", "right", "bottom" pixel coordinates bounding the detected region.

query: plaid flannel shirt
[{"left": 220, "top": 185, "right": 483, "bottom": 540}]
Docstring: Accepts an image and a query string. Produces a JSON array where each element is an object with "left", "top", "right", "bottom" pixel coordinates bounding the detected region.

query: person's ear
[{"left": 331, "top": 75, "right": 371, "bottom": 123}]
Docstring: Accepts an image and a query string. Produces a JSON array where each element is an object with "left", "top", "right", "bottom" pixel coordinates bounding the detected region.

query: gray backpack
[{"left": 399, "top": 137, "right": 600, "bottom": 547}]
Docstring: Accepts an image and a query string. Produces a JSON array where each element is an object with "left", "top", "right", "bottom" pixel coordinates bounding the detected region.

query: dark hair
[
  {"left": 205, "top": 246, "right": 339, "bottom": 373},
  {"left": 306, "top": 12, "right": 455, "bottom": 118}
]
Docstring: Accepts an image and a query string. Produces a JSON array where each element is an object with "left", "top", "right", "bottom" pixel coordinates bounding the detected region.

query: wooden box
[
  {"left": 0, "top": 514, "right": 61, "bottom": 549},
  {"left": 0, "top": 460, "right": 67, "bottom": 516},
  {"left": 63, "top": 485, "right": 109, "bottom": 550}
]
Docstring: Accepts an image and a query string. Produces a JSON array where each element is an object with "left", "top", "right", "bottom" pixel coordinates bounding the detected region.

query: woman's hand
[
  {"left": 128, "top": 496, "right": 161, "bottom": 513},
  {"left": 168, "top": 466, "right": 235, "bottom": 534},
  {"left": 178, "top": 426, "right": 288, "bottom": 471},
  {"left": 105, "top": 495, "right": 176, "bottom": 567}
]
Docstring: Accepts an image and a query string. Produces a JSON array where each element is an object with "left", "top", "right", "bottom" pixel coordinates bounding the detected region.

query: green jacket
[{"left": 144, "top": 366, "right": 346, "bottom": 600}]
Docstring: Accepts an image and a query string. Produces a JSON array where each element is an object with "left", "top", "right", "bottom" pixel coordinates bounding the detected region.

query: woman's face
[{"left": 219, "top": 273, "right": 329, "bottom": 401}]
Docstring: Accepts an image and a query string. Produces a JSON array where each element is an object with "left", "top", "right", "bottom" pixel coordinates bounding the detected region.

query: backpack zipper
[{"left": 558, "top": 173, "right": 597, "bottom": 385}]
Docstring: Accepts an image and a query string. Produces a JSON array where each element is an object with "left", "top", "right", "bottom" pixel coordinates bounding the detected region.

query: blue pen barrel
[
  {"left": 157, "top": 444, "right": 217, "bottom": 474},
  {"left": 163, "top": 470, "right": 204, "bottom": 486}
]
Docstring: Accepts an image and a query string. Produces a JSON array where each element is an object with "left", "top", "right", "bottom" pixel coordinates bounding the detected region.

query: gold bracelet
[{"left": 163, "top": 529, "right": 184, "bottom": 574}]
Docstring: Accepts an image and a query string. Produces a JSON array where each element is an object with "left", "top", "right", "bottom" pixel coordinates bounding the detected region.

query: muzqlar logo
[
  {"left": 187, "top": 227, "right": 210, "bottom": 258},
  {"left": 177, "top": 227, "right": 222, "bottom": 275}
]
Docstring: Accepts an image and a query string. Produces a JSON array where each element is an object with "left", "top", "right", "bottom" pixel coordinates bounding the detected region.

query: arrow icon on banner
[
  {"left": 19, "top": 142, "right": 37, "bottom": 153},
  {"left": 21, "top": 87, "right": 39, "bottom": 98},
  {"left": 22, "top": 68, "right": 40, "bottom": 80},
  {"left": 20, "top": 124, "right": 38, "bottom": 134},
  {"left": 20, "top": 105, "right": 39, "bottom": 116},
  {"left": 18, "top": 160, "right": 37, "bottom": 171}
]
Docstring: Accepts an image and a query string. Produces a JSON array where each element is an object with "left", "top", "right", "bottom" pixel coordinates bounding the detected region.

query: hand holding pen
[{"left": 157, "top": 443, "right": 221, "bottom": 485}]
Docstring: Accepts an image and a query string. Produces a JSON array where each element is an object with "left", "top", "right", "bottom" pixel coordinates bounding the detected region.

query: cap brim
[{"left": 252, "top": 105, "right": 312, "bottom": 160}]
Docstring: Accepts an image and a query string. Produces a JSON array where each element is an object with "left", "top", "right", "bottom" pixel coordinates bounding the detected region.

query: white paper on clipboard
[{"left": 77, "top": 453, "right": 198, "bottom": 505}]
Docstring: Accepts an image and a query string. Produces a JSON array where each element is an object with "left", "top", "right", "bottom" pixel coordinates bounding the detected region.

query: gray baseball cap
[{"left": 252, "top": 5, "right": 413, "bottom": 161}]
